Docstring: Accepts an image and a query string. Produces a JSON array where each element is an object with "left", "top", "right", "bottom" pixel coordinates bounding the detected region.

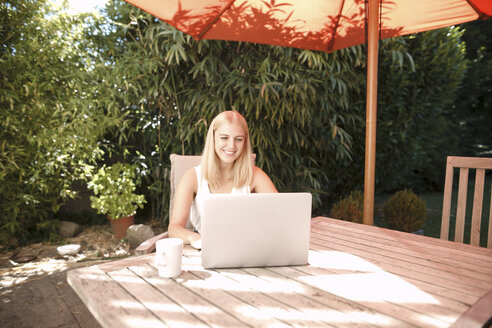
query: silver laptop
[{"left": 200, "top": 193, "right": 312, "bottom": 269}]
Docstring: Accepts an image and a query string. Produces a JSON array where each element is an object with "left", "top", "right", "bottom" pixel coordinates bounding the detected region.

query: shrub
[
  {"left": 330, "top": 190, "right": 364, "bottom": 224},
  {"left": 381, "top": 189, "right": 427, "bottom": 232},
  {"left": 87, "top": 163, "right": 146, "bottom": 220}
]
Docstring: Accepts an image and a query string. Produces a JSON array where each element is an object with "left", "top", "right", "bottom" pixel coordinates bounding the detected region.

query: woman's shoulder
[
  {"left": 178, "top": 167, "right": 199, "bottom": 191},
  {"left": 251, "top": 166, "right": 277, "bottom": 193},
  {"left": 181, "top": 166, "right": 198, "bottom": 178},
  {"left": 252, "top": 165, "right": 266, "bottom": 177}
]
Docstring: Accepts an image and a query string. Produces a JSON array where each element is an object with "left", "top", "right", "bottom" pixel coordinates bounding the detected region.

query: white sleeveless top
[{"left": 190, "top": 165, "right": 250, "bottom": 233}]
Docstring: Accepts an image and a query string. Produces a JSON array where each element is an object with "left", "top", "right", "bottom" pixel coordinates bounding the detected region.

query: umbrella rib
[
  {"left": 327, "top": 0, "right": 346, "bottom": 52},
  {"left": 198, "top": 0, "right": 237, "bottom": 39},
  {"left": 465, "top": 0, "right": 488, "bottom": 20}
]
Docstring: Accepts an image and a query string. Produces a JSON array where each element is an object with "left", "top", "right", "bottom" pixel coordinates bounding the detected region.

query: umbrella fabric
[{"left": 124, "top": 0, "right": 491, "bottom": 53}]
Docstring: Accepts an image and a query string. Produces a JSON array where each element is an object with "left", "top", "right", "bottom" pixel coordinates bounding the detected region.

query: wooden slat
[
  {"left": 441, "top": 158, "right": 455, "bottom": 240},
  {"left": 177, "top": 270, "right": 292, "bottom": 328},
  {"left": 98, "top": 253, "right": 154, "bottom": 273},
  {"left": 489, "top": 185, "right": 492, "bottom": 249},
  {"left": 311, "top": 225, "right": 492, "bottom": 287},
  {"left": 455, "top": 168, "right": 469, "bottom": 243},
  {"left": 309, "top": 232, "right": 491, "bottom": 298},
  {"left": 441, "top": 156, "right": 492, "bottom": 248},
  {"left": 448, "top": 156, "right": 492, "bottom": 170},
  {"left": 312, "top": 218, "right": 492, "bottom": 264},
  {"left": 308, "top": 241, "right": 481, "bottom": 307},
  {"left": 189, "top": 268, "right": 331, "bottom": 328},
  {"left": 241, "top": 266, "right": 410, "bottom": 328},
  {"left": 279, "top": 264, "right": 452, "bottom": 328},
  {"left": 470, "top": 169, "right": 485, "bottom": 246},
  {"left": 67, "top": 266, "right": 167, "bottom": 328},
  {"left": 108, "top": 268, "right": 207, "bottom": 327},
  {"left": 451, "top": 289, "right": 492, "bottom": 328},
  {"left": 130, "top": 265, "right": 250, "bottom": 328},
  {"left": 219, "top": 267, "right": 394, "bottom": 328},
  {"left": 312, "top": 221, "right": 492, "bottom": 277},
  {"left": 135, "top": 232, "right": 169, "bottom": 255}
]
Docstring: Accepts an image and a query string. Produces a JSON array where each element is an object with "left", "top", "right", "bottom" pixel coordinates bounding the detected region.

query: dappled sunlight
[
  {"left": 1, "top": 257, "right": 74, "bottom": 288},
  {"left": 300, "top": 271, "right": 438, "bottom": 304},
  {"left": 62, "top": 220, "right": 491, "bottom": 328},
  {"left": 126, "top": 0, "right": 481, "bottom": 53},
  {"left": 217, "top": 269, "right": 306, "bottom": 294},
  {"left": 109, "top": 269, "right": 146, "bottom": 283},
  {"left": 235, "top": 304, "right": 393, "bottom": 326},
  {"left": 177, "top": 274, "right": 249, "bottom": 292},
  {"left": 110, "top": 299, "right": 221, "bottom": 315},
  {"left": 309, "top": 309, "right": 393, "bottom": 326},
  {"left": 179, "top": 269, "right": 307, "bottom": 294},
  {"left": 118, "top": 316, "right": 166, "bottom": 328},
  {"left": 302, "top": 252, "right": 440, "bottom": 305},
  {"left": 308, "top": 250, "right": 383, "bottom": 272},
  {"left": 127, "top": 0, "right": 400, "bottom": 52}
]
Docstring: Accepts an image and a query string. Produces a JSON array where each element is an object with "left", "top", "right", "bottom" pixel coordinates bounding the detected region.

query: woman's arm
[
  {"left": 167, "top": 168, "right": 201, "bottom": 244},
  {"left": 251, "top": 166, "right": 278, "bottom": 193}
]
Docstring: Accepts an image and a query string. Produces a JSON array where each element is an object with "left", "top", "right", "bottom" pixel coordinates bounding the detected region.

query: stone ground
[{"left": 0, "top": 222, "right": 165, "bottom": 328}]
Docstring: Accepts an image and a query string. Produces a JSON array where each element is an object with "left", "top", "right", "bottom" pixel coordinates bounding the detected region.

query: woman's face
[{"left": 214, "top": 120, "right": 246, "bottom": 165}]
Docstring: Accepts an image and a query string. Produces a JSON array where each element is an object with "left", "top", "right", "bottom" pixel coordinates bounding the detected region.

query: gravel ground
[
  {"left": 0, "top": 222, "right": 165, "bottom": 328},
  {"left": 0, "top": 221, "right": 164, "bottom": 289}
]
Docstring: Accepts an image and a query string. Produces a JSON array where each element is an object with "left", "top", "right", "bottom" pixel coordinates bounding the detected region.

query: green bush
[
  {"left": 0, "top": 1, "right": 120, "bottom": 246},
  {"left": 381, "top": 189, "right": 427, "bottom": 232},
  {"left": 87, "top": 163, "right": 146, "bottom": 220},
  {"left": 330, "top": 190, "right": 364, "bottom": 224}
]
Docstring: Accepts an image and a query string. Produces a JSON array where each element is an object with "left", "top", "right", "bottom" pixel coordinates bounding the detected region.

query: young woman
[{"left": 168, "top": 111, "right": 278, "bottom": 245}]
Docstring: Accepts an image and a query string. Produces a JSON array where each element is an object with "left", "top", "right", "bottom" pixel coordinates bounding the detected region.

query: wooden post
[{"left": 363, "top": 0, "right": 379, "bottom": 226}]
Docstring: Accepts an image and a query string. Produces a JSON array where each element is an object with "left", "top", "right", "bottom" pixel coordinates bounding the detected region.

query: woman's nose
[{"left": 228, "top": 139, "right": 235, "bottom": 149}]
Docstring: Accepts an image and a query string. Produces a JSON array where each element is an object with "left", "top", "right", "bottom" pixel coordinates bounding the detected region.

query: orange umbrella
[{"left": 124, "top": 0, "right": 492, "bottom": 224}]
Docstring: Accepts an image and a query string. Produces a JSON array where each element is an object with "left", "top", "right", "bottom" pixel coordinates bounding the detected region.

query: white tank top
[{"left": 190, "top": 165, "right": 250, "bottom": 233}]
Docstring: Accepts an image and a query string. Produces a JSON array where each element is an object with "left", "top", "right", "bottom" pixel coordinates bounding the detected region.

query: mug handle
[{"left": 154, "top": 249, "right": 167, "bottom": 266}]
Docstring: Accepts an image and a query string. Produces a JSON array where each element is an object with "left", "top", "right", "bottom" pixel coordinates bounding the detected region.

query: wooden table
[{"left": 68, "top": 217, "right": 492, "bottom": 328}]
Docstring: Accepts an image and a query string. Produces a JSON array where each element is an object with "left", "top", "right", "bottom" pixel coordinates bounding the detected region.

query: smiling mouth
[{"left": 223, "top": 150, "right": 236, "bottom": 156}]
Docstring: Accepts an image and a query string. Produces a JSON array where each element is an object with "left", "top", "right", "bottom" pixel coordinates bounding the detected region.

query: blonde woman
[{"left": 168, "top": 111, "right": 278, "bottom": 246}]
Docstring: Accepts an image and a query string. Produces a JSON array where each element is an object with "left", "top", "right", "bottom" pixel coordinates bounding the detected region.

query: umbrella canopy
[
  {"left": 123, "top": 0, "right": 491, "bottom": 224},
  {"left": 124, "top": 0, "right": 491, "bottom": 52}
]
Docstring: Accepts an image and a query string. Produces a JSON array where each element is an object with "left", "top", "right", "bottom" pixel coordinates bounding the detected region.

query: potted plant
[{"left": 88, "top": 163, "right": 146, "bottom": 239}]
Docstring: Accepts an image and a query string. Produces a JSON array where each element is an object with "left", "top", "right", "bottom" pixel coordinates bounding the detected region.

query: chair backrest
[
  {"left": 169, "top": 153, "right": 256, "bottom": 227},
  {"left": 440, "top": 156, "right": 492, "bottom": 248},
  {"left": 169, "top": 154, "right": 202, "bottom": 228}
]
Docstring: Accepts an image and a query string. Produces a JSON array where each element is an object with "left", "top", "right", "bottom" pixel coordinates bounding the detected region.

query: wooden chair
[
  {"left": 440, "top": 156, "right": 492, "bottom": 248},
  {"left": 135, "top": 153, "right": 256, "bottom": 254},
  {"left": 135, "top": 154, "right": 201, "bottom": 254}
]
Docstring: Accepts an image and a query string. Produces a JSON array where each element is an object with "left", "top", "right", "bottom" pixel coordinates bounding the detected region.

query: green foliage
[
  {"left": 342, "top": 28, "right": 468, "bottom": 194},
  {"left": 330, "top": 190, "right": 364, "bottom": 224},
  {"left": 0, "top": 0, "right": 122, "bottom": 245},
  {"left": 451, "top": 19, "right": 492, "bottom": 157},
  {"left": 87, "top": 163, "right": 146, "bottom": 220},
  {"left": 381, "top": 189, "right": 427, "bottom": 233}
]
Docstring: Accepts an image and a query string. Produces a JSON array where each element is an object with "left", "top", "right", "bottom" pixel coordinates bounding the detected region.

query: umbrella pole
[{"left": 363, "top": 0, "right": 379, "bottom": 225}]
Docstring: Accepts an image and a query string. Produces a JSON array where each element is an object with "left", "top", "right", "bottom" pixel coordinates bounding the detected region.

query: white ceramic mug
[{"left": 154, "top": 238, "right": 183, "bottom": 278}]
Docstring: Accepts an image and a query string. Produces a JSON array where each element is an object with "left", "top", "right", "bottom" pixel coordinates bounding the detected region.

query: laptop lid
[{"left": 201, "top": 192, "right": 312, "bottom": 269}]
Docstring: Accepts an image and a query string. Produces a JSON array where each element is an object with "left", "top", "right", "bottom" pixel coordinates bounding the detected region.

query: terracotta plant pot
[{"left": 109, "top": 215, "right": 134, "bottom": 239}]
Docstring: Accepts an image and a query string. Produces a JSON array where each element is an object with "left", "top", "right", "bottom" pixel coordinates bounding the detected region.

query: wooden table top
[{"left": 67, "top": 217, "right": 492, "bottom": 328}]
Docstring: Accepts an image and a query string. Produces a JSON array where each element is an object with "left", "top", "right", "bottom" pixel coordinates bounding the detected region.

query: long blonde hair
[{"left": 201, "top": 111, "right": 253, "bottom": 190}]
